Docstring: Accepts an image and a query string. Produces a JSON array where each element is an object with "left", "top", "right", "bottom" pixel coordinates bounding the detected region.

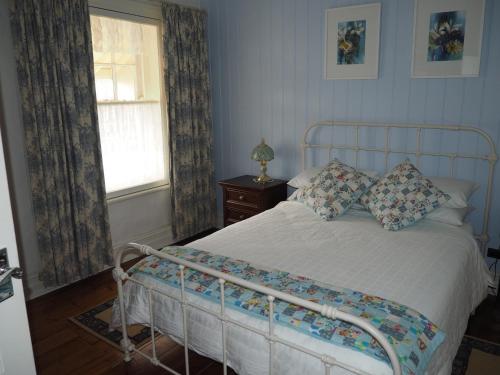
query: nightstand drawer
[
  {"left": 225, "top": 206, "right": 259, "bottom": 225},
  {"left": 226, "top": 188, "right": 260, "bottom": 209}
]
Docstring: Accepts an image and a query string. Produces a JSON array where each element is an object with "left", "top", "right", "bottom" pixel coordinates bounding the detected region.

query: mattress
[{"left": 112, "top": 201, "right": 491, "bottom": 374}]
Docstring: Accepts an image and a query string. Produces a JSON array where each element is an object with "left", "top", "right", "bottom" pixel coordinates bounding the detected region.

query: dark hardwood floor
[
  {"left": 26, "top": 230, "right": 500, "bottom": 374},
  {"left": 26, "top": 229, "right": 230, "bottom": 375},
  {"left": 466, "top": 294, "right": 500, "bottom": 343}
]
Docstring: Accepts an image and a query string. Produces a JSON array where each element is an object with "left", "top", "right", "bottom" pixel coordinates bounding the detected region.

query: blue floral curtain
[
  {"left": 162, "top": 2, "right": 216, "bottom": 240},
  {"left": 9, "top": 0, "right": 113, "bottom": 286}
]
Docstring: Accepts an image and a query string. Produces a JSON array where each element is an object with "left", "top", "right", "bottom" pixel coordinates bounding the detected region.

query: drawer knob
[
  {"left": 239, "top": 214, "right": 245, "bottom": 219},
  {"left": 239, "top": 195, "right": 245, "bottom": 200}
]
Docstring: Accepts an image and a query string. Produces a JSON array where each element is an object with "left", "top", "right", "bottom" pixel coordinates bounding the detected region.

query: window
[{"left": 90, "top": 14, "right": 167, "bottom": 197}]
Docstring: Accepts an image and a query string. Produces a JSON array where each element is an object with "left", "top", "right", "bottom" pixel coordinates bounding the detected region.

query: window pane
[
  {"left": 93, "top": 51, "right": 112, "bottom": 64},
  {"left": 113, "top": 52, "right": 136, "bottom": 65},
  {"left": 115, "top": 65, "right": 137, "bottom": 101},
  {"left": 97, "top": 102, "right": 166, "bottom": 193},
  {"left": 95, "top": 65, "right": 114, "bottom": 101}
]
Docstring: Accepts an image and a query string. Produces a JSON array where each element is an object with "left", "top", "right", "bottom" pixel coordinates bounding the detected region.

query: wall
[
  {"left": 203, "top": 0, "right": 500, "bottom": 254},
  {"left": 0, "top": 0, "right": 201, "bottom": 299}
]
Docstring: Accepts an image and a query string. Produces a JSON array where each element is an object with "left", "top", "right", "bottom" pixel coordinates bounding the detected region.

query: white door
[{"left": 0, "top": 126, "right": 36, "bottom": 374}]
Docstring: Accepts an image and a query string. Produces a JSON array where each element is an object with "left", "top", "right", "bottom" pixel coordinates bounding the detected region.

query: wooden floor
[
  {"left": 27, "top": 230, "right": 233, "bottom": 375},
  {"left": 466, "top": 294, "right": 500, "bottom": 342},
  {"left": 26, "top": 232, "right": 500, "bottom": 374},
  {"left": 27, "top": 258, "right": 237, "bottom": 375}
]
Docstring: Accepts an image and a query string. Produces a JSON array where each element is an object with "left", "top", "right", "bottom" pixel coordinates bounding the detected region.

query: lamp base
[
  {"left": 253, "top": 160, "right": 273, "bottom": 184},
  {"left": 253, "top": 174, "right": 273, "bottom": 184}
]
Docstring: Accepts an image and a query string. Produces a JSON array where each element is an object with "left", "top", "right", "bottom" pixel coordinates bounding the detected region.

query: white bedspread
[{"left": 113, "top": 202, "right": 491, "bottom": 375}]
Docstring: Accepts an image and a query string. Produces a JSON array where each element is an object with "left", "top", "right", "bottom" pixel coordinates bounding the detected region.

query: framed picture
[
  {"left": 325, "top": 3, "right": 381, "bottom": 80},
  {"left": 412, "top": 0, "right": 485, "bottom": 78}
]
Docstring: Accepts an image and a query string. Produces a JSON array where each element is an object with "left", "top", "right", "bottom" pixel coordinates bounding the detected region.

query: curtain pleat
[
  {"left": 162, "top": 2, "right": 216, "bottom": 240},
  {"left": 9, "top": 0, "right": 113, "bottom": 286}
]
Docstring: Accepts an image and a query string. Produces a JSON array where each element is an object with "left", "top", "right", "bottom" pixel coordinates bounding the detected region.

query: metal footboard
[{"left": 113, "top": 243, "right": 402, "bottom": 375}]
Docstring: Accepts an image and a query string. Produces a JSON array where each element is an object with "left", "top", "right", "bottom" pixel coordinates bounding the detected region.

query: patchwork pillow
[
  {"left": 291, "top": 159, "right": 376, "bottom": 220},
  {"left": 288, "top": 166, "right": 379, "bottom": 189},
  {"left": 360, "top": 161, "right": 450, "bottom": 231}
]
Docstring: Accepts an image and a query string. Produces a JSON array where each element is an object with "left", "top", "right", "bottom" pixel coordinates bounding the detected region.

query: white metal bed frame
[
  {"left": 301, "top": 121, "right": 497, "bottom": 254},
  {"left": 114, "top": 121, "right": 497, "bottom": 375}
]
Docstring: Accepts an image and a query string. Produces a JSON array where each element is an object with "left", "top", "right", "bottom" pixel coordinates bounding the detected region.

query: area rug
[
  {"left": 452, "top": 335, "right": 500, "bottom": 375},
  {"left": 69, "top": 298, "right": 155, "bottom": 350},
  {"left": 71, "top": 299, "right": 500, "bottom": 374}
]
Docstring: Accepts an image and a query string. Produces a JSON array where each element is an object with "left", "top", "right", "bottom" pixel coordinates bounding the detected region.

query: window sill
[
  {"left": 107, "top": 184, "right": 169, "bottom": 205},
  {"left": 97, "top": 100, "right": 160, "bottom": 105}
]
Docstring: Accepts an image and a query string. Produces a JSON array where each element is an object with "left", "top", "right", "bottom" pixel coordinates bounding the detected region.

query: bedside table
[{"left": 218, "top": 175, "right": 287, "bottom": 227}]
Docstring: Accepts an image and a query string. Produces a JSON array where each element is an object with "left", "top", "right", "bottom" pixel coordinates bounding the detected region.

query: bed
[{"left": 111, "top": 122, "right": 497, "bottom": 375}]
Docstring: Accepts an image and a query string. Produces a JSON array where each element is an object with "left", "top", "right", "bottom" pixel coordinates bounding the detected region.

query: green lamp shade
[{"left": 251, "top": 138, "right": 274, "bottom": 161}]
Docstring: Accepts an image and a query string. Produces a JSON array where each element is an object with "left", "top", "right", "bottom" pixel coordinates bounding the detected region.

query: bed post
[
  {"left": 114, "top": 265, "right": 133, "bottom": 362},
  {"left": 113, "top": 244, "right": 152, "bottom": 363},
  {"left": 480, "top": 154, "right": 497, "bottom": 255}
]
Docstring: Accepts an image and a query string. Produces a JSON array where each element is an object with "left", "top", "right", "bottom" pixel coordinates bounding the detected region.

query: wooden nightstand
[{"left": 218, "top": 175, "right": 287, "bottom": 227}]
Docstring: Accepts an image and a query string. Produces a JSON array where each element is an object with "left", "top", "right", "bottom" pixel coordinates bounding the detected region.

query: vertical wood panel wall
[{"left": 203, "top": 0, "right": 500, "bottom": 248}]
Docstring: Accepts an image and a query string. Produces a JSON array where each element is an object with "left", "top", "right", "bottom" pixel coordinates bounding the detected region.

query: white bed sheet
[{"left": 112, "top": 201, "right": 491, "bottom": 375}]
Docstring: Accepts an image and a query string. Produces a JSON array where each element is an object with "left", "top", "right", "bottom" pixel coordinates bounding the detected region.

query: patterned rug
[
  {"left": 70, "top": 299, "right": 500, "bottom": 374},
  {"left": 69, "top": 299, "right": 155, "bottom": 350},
  {"left": 452, "top": 335, "right": 500, "bottom": 375}
]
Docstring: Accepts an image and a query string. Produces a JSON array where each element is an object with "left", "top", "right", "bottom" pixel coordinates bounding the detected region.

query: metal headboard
[{"left": 301, "top": 121, "right": 498, "bottom": 254}]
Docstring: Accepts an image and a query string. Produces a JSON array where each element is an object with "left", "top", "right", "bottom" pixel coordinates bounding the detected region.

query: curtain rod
[
  {"left": 89, "top": 1, "right": 205, "bottom": 21},
  {"left": 142, "top": 0, "right": 204, "bottom": 12},
  {"left": 89, "top": 5, "right": 161, "bottom": 21}
]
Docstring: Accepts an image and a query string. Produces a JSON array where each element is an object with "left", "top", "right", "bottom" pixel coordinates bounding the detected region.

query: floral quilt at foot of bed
[{"left": 129, "top": 246, "right": 445, "bottom": 375}]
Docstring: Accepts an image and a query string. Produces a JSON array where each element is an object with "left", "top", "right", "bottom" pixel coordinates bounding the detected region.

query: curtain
[
  {"left": 97, "top": 102, "right": 165, "bottom": 192},
  {"left": 9, "top": 0, "right": 113, "bottom": 286},
  {"left": 90, "top": 15, "right": 144, "bottom": 55},
  {"left": 162, "top": 2, "right": 216, "bottom": 240}
]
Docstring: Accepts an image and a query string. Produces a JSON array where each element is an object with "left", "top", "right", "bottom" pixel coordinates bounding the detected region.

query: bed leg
[
  {"left": 121, "top": 338, "right": 132, "bottom": 362},
  {"left": 114, "top": 267, "right": 134, "bottom": 363}
]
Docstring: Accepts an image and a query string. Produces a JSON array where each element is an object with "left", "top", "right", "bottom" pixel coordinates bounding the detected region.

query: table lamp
[{"left": 251, "top": 138, "right": 274, "bottom": 183}]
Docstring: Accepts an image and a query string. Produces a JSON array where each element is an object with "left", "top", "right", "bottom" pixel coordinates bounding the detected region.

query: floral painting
[
  {"left": 337, "top": 20, "right": 366, "bottom": 65},
  {"left": 326, "top": 4, "right": 380, "bottom": 79},
  {"left": 427, "top": 11, "right": 466, "bottom": 62}
]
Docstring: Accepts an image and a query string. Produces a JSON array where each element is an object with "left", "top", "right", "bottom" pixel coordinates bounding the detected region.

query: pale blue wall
[{"left": 203, "top": 0, "right": 500, "bottom": 249}]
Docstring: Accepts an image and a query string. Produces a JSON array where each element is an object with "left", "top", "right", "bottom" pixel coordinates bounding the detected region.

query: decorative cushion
[
  {"left": 360, "top": 161, "right": 450, "bottom": 231},
  {"left": 290, "top": 159, "right": 376, "bottom": 220},
  {"left": 288, "top": 166, "right": 378, "bottom": 189}
]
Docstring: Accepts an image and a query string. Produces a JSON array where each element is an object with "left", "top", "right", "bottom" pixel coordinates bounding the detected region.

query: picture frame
[
  {"left": 325, "top": 3, "right": 381, "bottom": 80},
  {"left": 411, "top": 0, "right": 485, "bottom": 78}
]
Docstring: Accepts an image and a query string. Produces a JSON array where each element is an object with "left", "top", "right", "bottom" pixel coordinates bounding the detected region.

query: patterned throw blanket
[{"left": 130, "top": 246, "right": 445, "bottom": 375}]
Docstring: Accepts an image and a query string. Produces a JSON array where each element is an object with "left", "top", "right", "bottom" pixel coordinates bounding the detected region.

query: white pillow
[
  {"left": 349, "top": 200, "right": 472, "bottom": 225},
  {"left": 429, "top": 177, "right": 478, "bottom": 209},
  {"left": 287, "top": 167, "right": 323, "bottom": 188},
  {"left": 349, "top": 203, "right": 472, "bottom": 226},
  {"left": 288, "top": 166, "right": 378, "bottom": 189},
  {"left": 425, "top": 206, "right": 473, "bottom": 226}
]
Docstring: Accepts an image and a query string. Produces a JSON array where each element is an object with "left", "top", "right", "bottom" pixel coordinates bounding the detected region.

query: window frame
[
  {"left": 90, "top": 8, "right": 170, "bottom": 201},
  {"left": 94, "top": 62, "right": 139, "bottom": 102}
]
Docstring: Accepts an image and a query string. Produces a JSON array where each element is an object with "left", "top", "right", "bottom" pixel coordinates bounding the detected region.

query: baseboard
[
  {"left": 111, "top": 224, "right": 174, "bottom": 261},
  {"left": 25, "top": 225, "right": 174, "bottom": 300},
  {"left": 25, "top": 276, "right": 59, "bottom": 300}
]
